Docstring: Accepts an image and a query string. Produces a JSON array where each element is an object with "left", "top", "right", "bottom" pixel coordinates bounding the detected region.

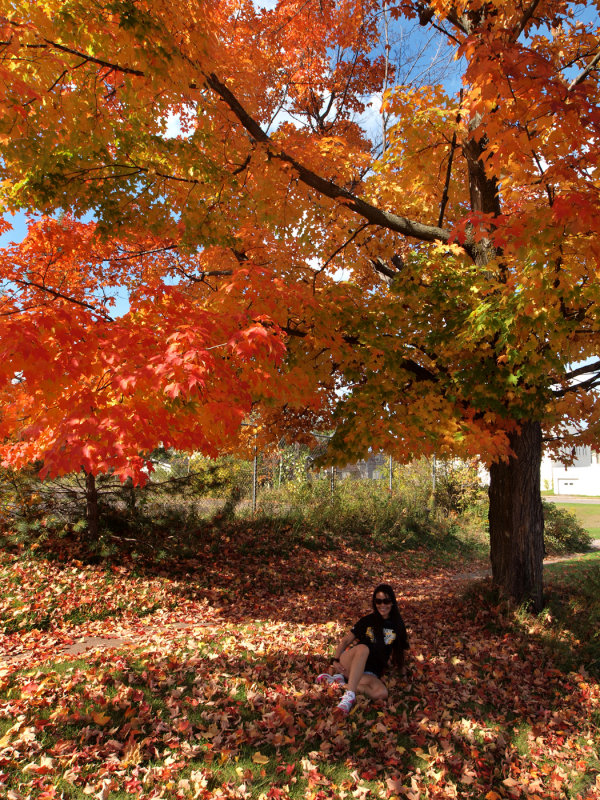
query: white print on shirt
[
  {"left": 384, "top": 629, "right": 397, "bottom": 645},
  {"left": 365, "top": 627, "right": 397, "bottom": 645}
]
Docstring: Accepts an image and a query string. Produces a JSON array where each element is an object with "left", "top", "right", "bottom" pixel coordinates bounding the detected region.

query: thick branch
[
  {"left": 205, "top": 73, "right": 452, "bottom": 247},
  {"left": 178, "top": 269, "right": 233, "bottom": 283},
  {"left": 552, "top": 359, "right": 600, "bottom": 397},
  {"left": 371, "top": 257, "right": 400, "bottom": 283},
  {"left": 511, "top": 0, "right": 542, "bottom": 42},
  {"left": 563, "top": 359, "right": 600, "bottom": 380},
  {"left": 568, "top": 50, "right": 600, "bottom": 90},
  {"left": 553, "top": 374, "right": 600, "bottom": 397}
]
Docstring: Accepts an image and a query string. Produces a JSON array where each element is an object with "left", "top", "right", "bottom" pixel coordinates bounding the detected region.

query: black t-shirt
[{"left": 351, "top": 612, "right": 409, "bottom": 677}]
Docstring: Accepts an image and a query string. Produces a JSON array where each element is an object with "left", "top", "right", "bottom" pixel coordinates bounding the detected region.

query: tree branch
[
  {"left": 204, "top": 72, "right": 453, "bottom": 248},
  {"left": 563, "top": 359, "right": 600, "bottom": 380},
  {"left": 553, "top": 374, "right": 600, "bottom": 397},
  {"left": 41, "top": 39, "right": 145, "bottom": 77},
  {"left": 314, "top": 222, "right": 371, "bottom": 289},
  {"left": 186, "top": 270, "right": 233, "bottom": 281},
  {"left": 371, "top": 256, "right": 401, "bottom": 283},
  {"left": 11, "top": 278, "right": 114, "bottom": 319},
  {"left": 511, "top": 0, "right": 542, "bottom": 42},
  {"left": 568, "top": 50, "right": 600, "bottom": 90},
  {"left": 437, "top": 91, "right": 462, "bottom": 227}
]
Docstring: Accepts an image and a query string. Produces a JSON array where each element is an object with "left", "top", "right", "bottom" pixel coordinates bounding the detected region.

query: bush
[
  {"left": 433, "top": 460, "right": 486, "bottom": 514},
  {"left": 543, "top": 500, "right": 591, "bottom": 555},
  {"left": 257, "top": 476, "right": 469, "bottom": 554},
  {"left": 0, "top": 454, "right": 489, "bottom": 564}
]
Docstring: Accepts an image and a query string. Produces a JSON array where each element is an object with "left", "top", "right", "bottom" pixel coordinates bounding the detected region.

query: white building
[{"left": 541, "top": 446, "right": 600, "bottom": 496}]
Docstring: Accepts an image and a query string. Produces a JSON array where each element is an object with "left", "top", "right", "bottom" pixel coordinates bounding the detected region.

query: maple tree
[
  {"left": 0, "top": 216, "right": 320, "bottom": 475},
  {"left": 1, "top": 0, "right": 600, "bottom": 610}
]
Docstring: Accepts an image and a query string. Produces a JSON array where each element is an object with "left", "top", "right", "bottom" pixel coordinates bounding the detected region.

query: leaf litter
[{"left": 0, "top": 542, "right": 599, "bottom": 800}]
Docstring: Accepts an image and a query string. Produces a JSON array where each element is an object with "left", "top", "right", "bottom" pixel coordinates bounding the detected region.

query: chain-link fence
[
  {"left": 147, "top": 439, "right": 445, "bottom": 517},
  {"left": 0, "top": 439, "right": 484, "bottom": 544}
]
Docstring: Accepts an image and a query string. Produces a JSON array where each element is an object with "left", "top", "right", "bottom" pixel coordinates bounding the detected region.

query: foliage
[
  {"left": 2, "top": 0, "right": 600, "bottom": 604},
  {"left": 0, "top": 452, "right": 483, "bottom": 548},
  {"left": 0, "top": 467, "right": 93, "bottom": 549},
  {"left": 433, "top": 460, "right": 486, "bottom": 515},
  {"left": 386, "top": 457, "right": 436, "bottom": 509},
  {"left": 0, "top": 466, "right": 49, "bottom": 530},
  {"left": 0, "top": 218, "right": 303, "bottom": 484},
  {"left": 260, "top": 477, "right": 462, "bottom": 551},
  {"left": 548, "top": 502, "right": 600, "bottom": 538},
  {"left": 1, "top": 0, "right": 598, "bottom": 456},
  {"left": 542, "top": 501, "right": 592, "bottom": 556}
]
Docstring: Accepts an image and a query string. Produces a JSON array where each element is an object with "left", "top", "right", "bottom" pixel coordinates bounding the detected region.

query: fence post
[
  {"left": 252, "top": 448, "right": 258, "bottom": 515},
  {"left": 431, "top": 455, "right": 436, "bottom": 508},
  {"left": 389, "top": 455, "right": 393, "bottom": 496},
  {"left": 330, "top": 465, "right": 335, "bottom": 497}
]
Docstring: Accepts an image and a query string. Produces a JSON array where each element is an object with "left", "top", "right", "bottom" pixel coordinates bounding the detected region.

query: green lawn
[
  {"left": 545, "top": 549, "right": 600, "bottom": 578},
  {"left": 550, "top": 502, "right": 600, "bottom": 537},
  {"left": 542, "top": 552, "right": 600, "bottom": 677}
]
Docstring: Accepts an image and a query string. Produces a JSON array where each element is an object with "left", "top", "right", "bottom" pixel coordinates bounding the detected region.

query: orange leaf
[{"left": 92, "top": 711, "right": 111, "bottom": 726}]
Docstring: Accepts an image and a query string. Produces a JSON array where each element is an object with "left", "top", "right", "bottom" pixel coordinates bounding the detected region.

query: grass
[
  {"left": 542, "top": 552, "right": 600, "bottom": 674},
  {"left": 550, "top": 502, "right": 600, "bottom": 537}
]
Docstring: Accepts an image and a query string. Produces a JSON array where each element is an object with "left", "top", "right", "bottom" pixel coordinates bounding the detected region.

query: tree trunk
[
  {"left": 488, "top": 420, "right": 545, "bottom": 612},
  {"left": 85, "top": 470, "right": 99, "bottom": 540}
]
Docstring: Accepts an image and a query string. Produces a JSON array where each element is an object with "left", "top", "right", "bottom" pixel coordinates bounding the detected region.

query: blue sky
[{"left": 0, "top": 210, "right": 29, "bottom": 247}]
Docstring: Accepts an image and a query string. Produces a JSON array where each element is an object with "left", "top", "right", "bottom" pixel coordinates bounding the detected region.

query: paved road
[{"left": 545, "top": 495, "right": 600, "bottom": 504}]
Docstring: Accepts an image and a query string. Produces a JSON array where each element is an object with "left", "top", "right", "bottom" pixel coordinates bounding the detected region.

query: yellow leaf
[
  {"left": 92, "top": 711, "right": 111, "bottom": 726},
  {"left": 252, "top": 752, "right": 269, "bottom": 765}
]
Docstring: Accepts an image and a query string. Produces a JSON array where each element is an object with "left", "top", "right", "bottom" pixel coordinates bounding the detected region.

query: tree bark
[
  {"left": 85, "top": 470, "right": 99, "bottom": 540},
  {"left": 488, "top": 420, "right": 545, "bottom": 612}
]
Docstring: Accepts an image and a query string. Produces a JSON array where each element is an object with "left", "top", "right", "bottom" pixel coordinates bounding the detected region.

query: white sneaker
[
  {"left": 316, "top": 673, "right": 345, "bottom": 685},
  {"left": 336, "top": 690, "right": 356, "bottom": 715}
]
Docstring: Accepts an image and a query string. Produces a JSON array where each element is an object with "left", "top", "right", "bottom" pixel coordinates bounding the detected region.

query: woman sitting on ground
[{"left": 317, "top": 583, "right": 409, "bottom": 715}]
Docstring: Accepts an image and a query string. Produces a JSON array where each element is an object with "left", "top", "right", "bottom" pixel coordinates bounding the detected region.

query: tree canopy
[{"left": 1, "top": 0, "right": 600, "bottom": 605}]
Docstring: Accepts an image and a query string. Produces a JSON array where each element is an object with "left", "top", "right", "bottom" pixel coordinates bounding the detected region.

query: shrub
[
  {"left": 433, "top": 460, "right": 486, "bottom": 514},
  {"left": 543, "top": 500, "right": 591, "bottom": 555},
  {"left": 256, "top": 476, "right": 470, "bottom": 555}
]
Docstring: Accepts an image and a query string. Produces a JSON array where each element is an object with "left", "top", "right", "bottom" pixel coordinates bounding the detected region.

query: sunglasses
[{"left": 375, "top": 598, "right": 392, "bottom": 606}]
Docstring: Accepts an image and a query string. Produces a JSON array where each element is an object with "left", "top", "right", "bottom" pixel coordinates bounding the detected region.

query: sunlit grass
[{"left": 549, "top": 502, "right": 600, "bottom": 538}]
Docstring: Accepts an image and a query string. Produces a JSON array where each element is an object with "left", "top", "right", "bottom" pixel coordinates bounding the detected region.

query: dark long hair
[{"left": 371, "top": 583, "right": 405, "bottom": 669}]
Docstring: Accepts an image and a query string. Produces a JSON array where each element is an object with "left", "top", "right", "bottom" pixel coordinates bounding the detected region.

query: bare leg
[
  {"left": 356, "top": 672, "right": 388, "bottom": 701},
  {"left": 339, "top": 643, "right": 368, "bottom": 692},
  {"left": 339, "top": 645, "right": 388, "bottom": 700}
]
